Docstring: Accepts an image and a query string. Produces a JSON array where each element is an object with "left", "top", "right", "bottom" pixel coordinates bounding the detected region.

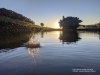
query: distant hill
[
  {"left": 0, "top": 8, "right": 34, "bottom": 24},
  {"left": 0, "top": 8, "right": 63, "bottom": 32}
]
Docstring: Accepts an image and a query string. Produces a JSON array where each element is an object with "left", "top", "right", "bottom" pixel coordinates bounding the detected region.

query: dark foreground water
[{"left": 0, "top": 31, "right": 100, "bottom": 75}]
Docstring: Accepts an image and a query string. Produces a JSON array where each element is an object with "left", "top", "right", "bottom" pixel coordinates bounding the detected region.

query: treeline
[
  {"left": 0, "top": 8, "right": 58, "bottom": 32},
  {"left": 0, "top": 8, "right": 43, "bottom": 32},
  {"left": 95, "top": 22, "right": 100, "bottom": 28},
  {"left": 78, "top": 23, "right": 100, "bottom": 30},
  {"left": 0, "top": 8, "right": 34, "bottom": 24}
]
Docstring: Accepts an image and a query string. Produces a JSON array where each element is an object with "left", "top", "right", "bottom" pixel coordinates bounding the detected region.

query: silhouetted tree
[
  {"left": 62, "top": 16, "right": 65, "bottom": 19},
  {"left": 40, "top": 23, "right": 44, "bottom": 27},
  {"left": 59, "top": 16, "right": 82, "bottom": 29}
]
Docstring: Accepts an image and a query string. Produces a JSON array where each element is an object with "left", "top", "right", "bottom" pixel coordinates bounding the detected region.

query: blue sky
[{"left": 0, "top": 0, "right": 100, "bottom": 28}]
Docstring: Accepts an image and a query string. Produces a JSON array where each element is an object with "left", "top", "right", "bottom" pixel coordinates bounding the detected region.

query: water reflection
[
  {"left": 27, "top": 33, "right": 41, "bottom": 65},
  {"left": 41, "top": 31, "right": 44, "bottom": 38},
  {"left": 0, "top": 32, "right": 31, "bottom": 52},
  {"left": 59, "top": 30, "right": 81, "bottom": 44},
  {"left": 99, "top": 32, "right": 100, "bottom": 39},
  {"left": 28, "top": 48, "right": 42, "bottom": 65},
  {"left": 0, "top": 31, "right": 40, "bottom": 53}
]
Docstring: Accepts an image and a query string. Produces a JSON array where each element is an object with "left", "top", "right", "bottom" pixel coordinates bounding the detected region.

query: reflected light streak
[{"left": 28, "top": 48, "right": 42, "bottom": 65}]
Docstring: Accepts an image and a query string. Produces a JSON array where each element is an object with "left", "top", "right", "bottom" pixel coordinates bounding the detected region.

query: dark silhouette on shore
[
  {"left": 59, "top": 16, "right": 82, "bottom": 29},
  {"left": 59, "top": 30, "right": 81, "bottom": 44},
  {"left": 40, "top": 23, "right": 44, "bottom": 27}
]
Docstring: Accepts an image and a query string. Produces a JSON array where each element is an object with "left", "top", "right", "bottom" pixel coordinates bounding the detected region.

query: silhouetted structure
[
  {"left": 59, "top": 30, "right": 81, "bottom": 44},
  {"left": 59, "top": 16, "right": 82, "bottom": 29}
]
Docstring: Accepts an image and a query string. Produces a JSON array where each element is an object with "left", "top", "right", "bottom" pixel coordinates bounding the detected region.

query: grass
[{"left": 0, "top": 16, "right": 56, "bottom": 32}]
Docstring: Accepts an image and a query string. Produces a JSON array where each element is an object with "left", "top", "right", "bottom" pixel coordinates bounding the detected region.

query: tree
[
  {"left": 62, "top": 16, "right": 65, "bottom": 19},
  {"left": 59, "top": 16, "right": 82, "bottom": 29},
  {"left": 40, "top": 23, "right": 44, "bottom": 27}
]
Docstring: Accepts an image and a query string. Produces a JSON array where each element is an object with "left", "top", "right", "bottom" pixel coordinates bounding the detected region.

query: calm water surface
[{"left": 0, "top": 31, "right": 100, "bottom": 75}]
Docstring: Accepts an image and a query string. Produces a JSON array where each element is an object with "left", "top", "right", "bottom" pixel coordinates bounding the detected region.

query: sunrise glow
[{"left": 55, "top": 22, "right": 60, "bottom": 28}]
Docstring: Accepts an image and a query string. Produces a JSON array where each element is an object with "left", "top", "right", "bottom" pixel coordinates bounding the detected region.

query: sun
[{"left": 55, "top": 22, "right": 60, "bottom": 28}]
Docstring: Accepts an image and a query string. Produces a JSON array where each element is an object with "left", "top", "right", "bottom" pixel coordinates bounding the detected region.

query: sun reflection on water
[{"left": 28, "top": 48, "right": 42, "bottom": 65}]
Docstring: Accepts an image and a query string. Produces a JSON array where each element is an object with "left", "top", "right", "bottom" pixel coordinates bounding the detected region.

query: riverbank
[
  {"left": 0, "top": 16, "right": 55, "bottom": 32},
  {"left": 0, "top": 8, "right": 56, "bottom": 33},
  {"left": 0, "top": 19, "right": 56, "bottom": 33},
  {"left": 77, "top": 29, "right": 100, "bottom": 31}
]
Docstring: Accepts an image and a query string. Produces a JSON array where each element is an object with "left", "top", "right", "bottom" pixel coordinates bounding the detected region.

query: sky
[{"left": 0, "top": 0, "right": 100, "bottom": 28}]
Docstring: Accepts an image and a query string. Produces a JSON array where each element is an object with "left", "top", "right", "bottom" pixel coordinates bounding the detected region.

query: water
[{"left": 0, "top": 31, "right": 100, "bottom": 75}]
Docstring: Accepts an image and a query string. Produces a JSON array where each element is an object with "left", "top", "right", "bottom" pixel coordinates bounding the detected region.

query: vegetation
[
  {"left": 40, "top": 23, "right": 44, "bottom": 27},
  {"left": 0, "top": 8, "right": 55, "bottom": 32},
  {"left": 78, "top": 22, "right": 100, "bottom": 30},
  {"left": 59, "top": 16, "right": 82, "bottom": 29},
  {"left": 95, "top": 22, "right": 100, "bottom": 29},
  {"left": 0, "top": 8, "right": 35, "bottom": 24}
]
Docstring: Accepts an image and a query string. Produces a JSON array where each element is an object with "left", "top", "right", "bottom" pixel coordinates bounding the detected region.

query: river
[{"left": 0, "top": 31, "right": 100, "bottom": 75}]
